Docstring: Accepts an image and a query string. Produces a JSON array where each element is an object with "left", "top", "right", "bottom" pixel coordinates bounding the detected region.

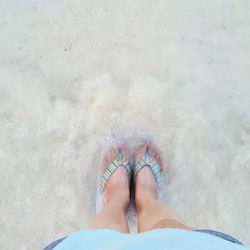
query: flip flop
[
  {"left": 101, "top": 146, "right": 131, "bottom": 190},
  {"left": 134, "top": 145, "right": 161, "bottom": 184}
]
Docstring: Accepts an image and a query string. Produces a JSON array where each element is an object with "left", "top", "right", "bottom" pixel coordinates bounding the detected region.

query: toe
[
  {"left": 120, "top": 143, "right": 129, "bottom": 160},
  {"left": 148, "top": 144, "right": 163, "bottom": 171},
  {"left": 103, "top": 146, "right": 118, "bottom": 169},
  {"left": 135, "top": 144, "right": 148, "bottom": 160}
]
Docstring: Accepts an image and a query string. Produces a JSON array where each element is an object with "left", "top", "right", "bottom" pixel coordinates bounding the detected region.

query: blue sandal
[
  {"left": 134, "top": 146, "right": 161, "bottom": 184},
  {"left": 101, "top": 147, "right": 131, "bottom": 189}
]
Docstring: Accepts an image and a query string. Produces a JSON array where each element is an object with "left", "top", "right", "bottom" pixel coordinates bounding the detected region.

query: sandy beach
[{"left": 0, "top": 1, "right": 250, "bottom": 249}]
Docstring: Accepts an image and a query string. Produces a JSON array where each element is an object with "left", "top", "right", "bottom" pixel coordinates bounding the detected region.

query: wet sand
[{"left": 0, "top": 1, "right": 250, "bottom": 249}]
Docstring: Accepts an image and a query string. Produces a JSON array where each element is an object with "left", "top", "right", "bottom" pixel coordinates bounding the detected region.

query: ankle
[
  {"left": 104, "top": 167, "right": 130, "bottom": 209},
  {"left": 135, "top": 195, "right": 157, "bottom": 213},
  {"left": 135, "top": 168, "right": 158, "bottom": 210},
  {"left": 105, "top": 195, "right": 130, "bottom": 211}
]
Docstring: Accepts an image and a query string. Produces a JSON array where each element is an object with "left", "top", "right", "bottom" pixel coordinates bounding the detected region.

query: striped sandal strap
[
  {"left": 134, "top": 147, "right": 161, "bottom": 184},
  {"left": 101, "top": 147, "right": 131, "bottom": 189}
]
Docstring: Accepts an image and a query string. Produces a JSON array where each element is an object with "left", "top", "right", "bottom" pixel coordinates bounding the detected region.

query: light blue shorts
[{"left": 43, "top": 228, "right": 244, "bottom": 250}]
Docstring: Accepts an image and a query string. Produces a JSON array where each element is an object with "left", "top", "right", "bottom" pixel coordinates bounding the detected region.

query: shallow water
[{"left": 0, "top": 1, "right": 250, "bottom": 249}]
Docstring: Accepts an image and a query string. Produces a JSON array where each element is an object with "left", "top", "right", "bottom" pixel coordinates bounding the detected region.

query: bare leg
[
  {"left": 135, "top": 144, "right": 193, "bottom": 233},
  {"left": 88, "top": 146, "right": 130, "bottom": 233}
]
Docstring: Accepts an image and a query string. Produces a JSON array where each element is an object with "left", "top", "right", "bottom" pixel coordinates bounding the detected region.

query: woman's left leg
[
  {"left": 88, "top": 191, "right": 129, "bottom": 233},
  {"left": 88, "top": 146, "right": 130, "bottom": 233}
]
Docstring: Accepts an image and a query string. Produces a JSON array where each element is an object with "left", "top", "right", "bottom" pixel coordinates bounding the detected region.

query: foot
[
  {"left": 103, "top": 144, "right": 130, "bottom": 211},
  {"left": 134, "top": 143, "right": 163, "bottom": 210}
]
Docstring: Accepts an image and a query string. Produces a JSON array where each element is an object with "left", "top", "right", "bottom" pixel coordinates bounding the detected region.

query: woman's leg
[
  {"left": 88, "top": 146, "right": 130, "bottom": 233},
  {"left": 135, "top": 145, "right": 193, "bottom": 233},
  {"left": 88, "top": 167, "right": 129, "bottom": 233}
]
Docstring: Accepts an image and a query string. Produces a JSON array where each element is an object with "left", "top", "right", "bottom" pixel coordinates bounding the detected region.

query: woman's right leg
[{"left": 135, "top": 146, "right": 193, "bottom": 233}]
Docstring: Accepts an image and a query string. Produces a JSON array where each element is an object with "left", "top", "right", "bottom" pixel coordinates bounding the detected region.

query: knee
[{"left": 150, "top": 218, "right": 194, "bottom": 231}]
